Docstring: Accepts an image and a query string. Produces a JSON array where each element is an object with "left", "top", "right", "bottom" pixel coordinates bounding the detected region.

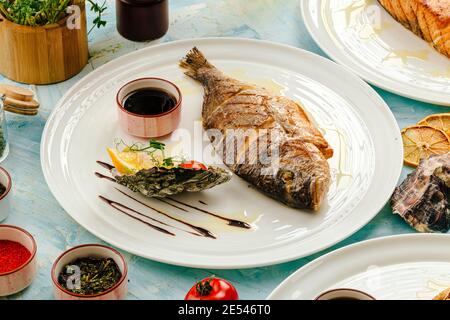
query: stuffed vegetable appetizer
[{"left": 106, "top": 140, "right": 231, "bottom": 198}]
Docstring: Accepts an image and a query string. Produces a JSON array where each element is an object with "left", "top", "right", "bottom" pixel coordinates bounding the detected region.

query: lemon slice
[
  {"left": 418, "top": 113, "right": 450, "bottom": 137},
  {"left": 401, "top": 125, "right": 450, "bottom": 167},
  {"left": 107, "top": 148, "right": 158, "bottom": 174}
]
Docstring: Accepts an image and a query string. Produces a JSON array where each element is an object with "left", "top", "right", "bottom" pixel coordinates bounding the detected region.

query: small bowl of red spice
[{"left": 0, "top": 225, "right": 38, "bottom": 296}]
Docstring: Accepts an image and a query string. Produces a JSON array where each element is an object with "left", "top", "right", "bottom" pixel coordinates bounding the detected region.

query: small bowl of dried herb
[
  {"left": 0, "top": 167, "right": 12, "bottom": 222},
  {"left": 51, "top": 244, "right": 128, "bottom": 300},
  {"left": 0, "top": 225, "right": 38, "bottom": 296}
]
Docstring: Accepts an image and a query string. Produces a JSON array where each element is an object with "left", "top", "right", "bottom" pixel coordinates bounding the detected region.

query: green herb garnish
[
  {"left": 86, "top": 0, "right": 106, "bottom": 34},
  {"left": 115, "top": 139, "right": 186, "bottom": 168},
  {"left": 58, "top": 257, "right": 122, "bottom": 295},
  {"left": 0, "top": 0, "right": 107, "bottom": 31},
  {"left": 162, "top": 157, "right": 175, "bottom": 167}
]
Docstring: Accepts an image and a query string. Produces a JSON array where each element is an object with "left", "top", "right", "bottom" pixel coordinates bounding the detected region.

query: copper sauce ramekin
[{"left": 116, "top": 77, "right": 182, "bottom": 138}]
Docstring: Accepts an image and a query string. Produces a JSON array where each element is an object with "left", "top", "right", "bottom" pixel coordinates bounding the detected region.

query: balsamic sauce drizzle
[
  {"left": 99, "top": 195, "right": 204, "bottom": 237},
  {"left": 95, "top": 172, "right": 116, "bottom": 183},
  {"left": 95, "top": 161, "right": 252, "bottom": 238},
  {"left": 114, "top": 188, "right": 216, "bottom": 239},
  {"left": 96, "top": 161, "right": 115, "bottom": 171},
  {"left": 99, "top": 195, "right": 175, "bottom": 236},
  {"left": 166, "top": 197, "right": 251, "bottom": 229},
  {"left": 156, "top": 198, "right": 189, "bottom": 212}
]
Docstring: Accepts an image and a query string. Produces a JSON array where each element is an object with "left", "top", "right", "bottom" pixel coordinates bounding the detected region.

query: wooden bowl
[
  {"left": 0, "top": 3, "right": 88, "bottom": 84},
  {"left": 0, "top": 225, "right": 38, "bottom": 296}
]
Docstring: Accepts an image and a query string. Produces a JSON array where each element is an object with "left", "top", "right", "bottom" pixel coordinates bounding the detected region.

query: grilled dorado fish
[
  {"left": 378, "top": 0, "right": 450, "bottom": 58},
  {"left": 180, "top": 48, "right": 333, "bottom": 210}
]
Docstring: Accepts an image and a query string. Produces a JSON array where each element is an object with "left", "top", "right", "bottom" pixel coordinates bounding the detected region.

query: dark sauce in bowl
[{"left": 123, "top": 88, "right": 177, "bottom": 116}]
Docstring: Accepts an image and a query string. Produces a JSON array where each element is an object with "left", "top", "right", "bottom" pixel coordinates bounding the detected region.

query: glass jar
[
  {"left": 0, "top": 95, "right": 9, "bottom": 163},
  {"left": 116, "top": 0, "right": 169, "bottom": 41}
]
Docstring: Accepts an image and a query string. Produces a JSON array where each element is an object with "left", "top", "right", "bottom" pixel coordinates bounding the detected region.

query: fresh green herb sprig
[
  {"left": 0, "top": 0, "right": 107, "bottom": 31},
  {"left": 0, "top": 0, "right": 70, "bottom": 26},
  {"left": 86, "top": 0, "right": 106, "bottom": 34}
]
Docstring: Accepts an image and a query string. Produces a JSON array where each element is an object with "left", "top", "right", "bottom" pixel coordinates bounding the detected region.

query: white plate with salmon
[
  {"left": 41, "top": 38, "right": 402, "bottom": 268},
  {"left": 301, "top": 0, "right": 450, "bottom": 106}
]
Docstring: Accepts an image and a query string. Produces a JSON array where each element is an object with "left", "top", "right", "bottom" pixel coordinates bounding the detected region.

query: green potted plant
[{"left": 0, "top": 0, "right": 107, "bottom": 84}]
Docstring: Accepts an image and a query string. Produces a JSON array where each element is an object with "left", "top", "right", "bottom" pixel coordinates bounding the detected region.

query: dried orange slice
[
  {"left": 401, "top": 125, "right": 450, "bottom": 167},
  {"left": 418, "top": 113, "right": 450, "bottom": 137}
]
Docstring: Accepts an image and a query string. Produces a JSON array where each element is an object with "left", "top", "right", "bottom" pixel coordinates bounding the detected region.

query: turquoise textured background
[{"left": 1, "top": 0, "right": 445, "bottom": 299}]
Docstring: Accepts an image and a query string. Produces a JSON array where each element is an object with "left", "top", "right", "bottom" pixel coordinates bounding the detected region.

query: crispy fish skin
[
  {"left": 180, "top": 47, "right": 332, "bottom": 210},
  {"left": 378, "top": 0, "right": 450, "bottom": 58}
]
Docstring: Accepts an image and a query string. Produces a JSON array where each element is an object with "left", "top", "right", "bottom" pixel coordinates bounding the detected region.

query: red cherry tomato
[
  {"left": 185, "top": 277, "right": 239, "bottom": 300},
  {"left": 179, "top": 160, "right": 207, "bottom": 171}
]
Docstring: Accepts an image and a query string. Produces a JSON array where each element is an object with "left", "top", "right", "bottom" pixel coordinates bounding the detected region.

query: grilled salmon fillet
[
  {"left": 378, "top": 0, "right": 450, "bottom": 58},
  {"left": 434, "top": 288, "right": 450, "bottom": 300},
  {"left": 180, "top": 48, "right": 333, "bottom": 210}
]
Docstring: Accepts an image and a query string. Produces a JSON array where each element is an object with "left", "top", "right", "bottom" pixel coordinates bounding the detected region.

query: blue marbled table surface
[{"left": 1, "top": 0, "right": 446, "bottom": 300}]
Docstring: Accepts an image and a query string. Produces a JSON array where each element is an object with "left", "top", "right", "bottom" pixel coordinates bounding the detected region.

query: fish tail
[{"left": 179, "top": 47, "right": 214, "bottom": 80}]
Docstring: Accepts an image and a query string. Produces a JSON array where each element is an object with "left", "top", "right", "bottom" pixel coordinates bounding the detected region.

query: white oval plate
[
  {"left": 268, "top": 234, "right": 450, "bottom": 300},
  {"left": 301, "top": 0, "right": 450, "bottom": 106},
  {"left": 41, "top": 38, "right": 402, "bottom": 268}
]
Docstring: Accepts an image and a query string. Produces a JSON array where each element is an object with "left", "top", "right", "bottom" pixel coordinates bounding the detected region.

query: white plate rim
[
  {"left": 41, "top": 37, "right": 403, "bottom": 269},
  {"left": 300, "top": 0, "right": 450, "bottom": 106},
  {"left": 267, "top": 233, "right": 450, "bottom": 299}
]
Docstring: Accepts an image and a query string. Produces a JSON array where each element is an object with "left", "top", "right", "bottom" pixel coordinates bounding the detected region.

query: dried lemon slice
[
  {"left": 418, "top": 113, "right": 450, "bottom": 137},
  {"left": 401, "top": 125, "right": 450, "bottom": 167}
]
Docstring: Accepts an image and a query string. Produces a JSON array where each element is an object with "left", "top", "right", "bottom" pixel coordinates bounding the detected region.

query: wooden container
[{"left": 0, "top": 3, "right": 88, "bottom": 84}]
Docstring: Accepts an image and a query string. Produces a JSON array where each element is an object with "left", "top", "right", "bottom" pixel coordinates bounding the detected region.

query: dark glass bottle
[{"left": 116, "top": 0, "right": 169, "bottom": 41}]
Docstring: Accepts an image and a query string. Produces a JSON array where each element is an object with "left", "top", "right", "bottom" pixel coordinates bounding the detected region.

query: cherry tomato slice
[
  {"left": 185, "top": 277, "right": 239, "bottom": 300},
  {"left": 179, "top": 160, "right": 207, "bottom": 171}
]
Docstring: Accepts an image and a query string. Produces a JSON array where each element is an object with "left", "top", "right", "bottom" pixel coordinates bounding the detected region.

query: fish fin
[{"left": 180, "top": 47, "right": 214, "bottom": 79}]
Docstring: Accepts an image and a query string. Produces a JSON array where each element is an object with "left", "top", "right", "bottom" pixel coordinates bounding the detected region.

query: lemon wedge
[{"left": 107, "top": 148, "right": 158, "bottom": 174}]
